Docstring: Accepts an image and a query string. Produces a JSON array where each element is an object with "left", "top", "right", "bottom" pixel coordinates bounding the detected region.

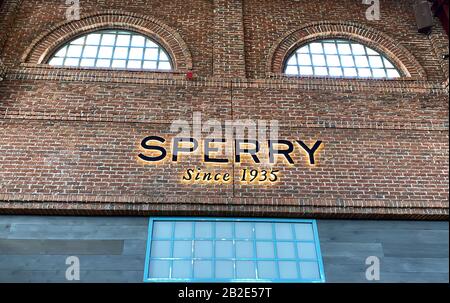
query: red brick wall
[{"left": 0, "top": 0, "right": 448, "bottom": 219}]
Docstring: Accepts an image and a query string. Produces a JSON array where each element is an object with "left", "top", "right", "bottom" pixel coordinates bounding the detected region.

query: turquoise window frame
[{"left": 143, "top": 217, "right": 326, "bottom": 283}]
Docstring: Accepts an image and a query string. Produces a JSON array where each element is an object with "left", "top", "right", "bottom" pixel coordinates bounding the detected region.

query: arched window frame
[
  {"left": 46, "top": 29, "right": 174, "bottom": 71},
  {"left": 282, "top": 38, "right": 403, "bottom": 79}
]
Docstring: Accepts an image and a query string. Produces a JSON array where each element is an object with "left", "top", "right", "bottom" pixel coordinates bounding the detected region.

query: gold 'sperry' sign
[{"left": 137, "top": 136, "right": 323, "bottom": 185}]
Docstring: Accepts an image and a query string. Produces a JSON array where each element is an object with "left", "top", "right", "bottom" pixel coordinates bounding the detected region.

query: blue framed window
[{"left": 144, "top": 217, "right": 325, "bottom": 283}]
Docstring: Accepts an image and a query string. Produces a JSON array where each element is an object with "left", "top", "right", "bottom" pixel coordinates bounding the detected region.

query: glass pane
[
  {"left": 298, "top": 54, "right": 311, "bottom": 65},
  {"left": 158, "top": 61, "right": 172, "bottom": 70},
  {"left": 299, "top": 66, "right": 313, "bottom": 75},
  {"left": 98, "top": 47, "right": 113, "bottom": 59},
  {"left": 131, "top": 36, "right": 146, "bottom": 47},
  {"left": 294, "top": 223, "right": 314, "bottom": 241},
  {"left": 351, "top": 44, "right": 365, "bottom": 55},
  {"left": 173, "top": 241, "right": 192, "bottom": 258},
  {"left": 299, "top": 261, "right": 320, "bottom": 280},
  {"left": 67, "top": 45, "right": 82, "bottom": 57},
  {"left": 80, "top": 58, "right": 95, "bottom": 67},
  {"left": 111, "top": 60, "right": 126, "bottom": 68},
  {"left": 277, "top": 242, "right": 296, "bottom": 259},
  {"left": 256, "top": 241, "right": 275, "bottom": 258},
  {"left": 326, "top": 55, "right": 340, "bottom": 67},
  {"left": 159, "top": 51, "right": 169, "bottom": 61},
  {"left": 101, "top": 34, "right": 116, "bottom": 45},
  {"left": 143, "top": 61, "right": 157, "bottom": 70},
  {"left": 129, "top": 48, "right": 143, "bottom": 60},
  {"left": 64, "top": 58, "right": 79, "bottom": 66},
  {"left": 340, "top": 55, "right": 355, "bottom": 67},
  {"left": 83, "top": 46, "right": 98, "bottom": 58},
  {"left": 286, "top": 55, "right": 297, "bottom": 66},
  {"left": 383, "top": 58, "right": 394, "bottom": 68},
  {"left": 172, "top": 260, "right": 191, "bottom": 278},
  {"left": 285, "top": 65, "right": 298, "bottom": 75},
  {"left": 255, "top": 223, "right": 272, "bottom": 240},
  {"left": 314, "top": 67, "right": 328, "bottom": 76},
  {"left": 215, "top": 261, "right": 234, "bottom": 279},
  {"left": 368, "top": 56, "right": 383, "bottom": 68},
  {"left": 116, "top": 35, "right": 130, "bottom": 47},
  {"left": 323, "top": 43, "right": 337, "bottom": 54},
  {"left": 194, "top": 241, "right": 213, "bottom": 258},
  {"left": 358, "top": 68, "right": 372, "bottom": 77},
  {"left": 296, "top": 46, "right": 309, "bottom": 53},
  {"left": 279, "top": 261, "right": 298, "bottom": 279},
  {"left": 309, "top": 43, "right": 323, "bottom": 53},
  {"left": 174, "top": 222, "right": 192, "bottom": 239},
  {"left": 85, "top": 34, "right": 101, "bottom": 45},
  {"left": 151, "top": 240, "right": 171, "bottom": 258},
  {"left": 144, "top": 48, "right": 159, "bottom": 60},
  {"left": 71, "top": 37, "right": 85, "bottom": 45},
  {"left": 257, "top": 261, "right": 277, "bottom": 279},
  {"left": 216, "top": 222, "right": 233, "bottom": 239},
  {"left": 96, "top": 59, "right": 111, "bottom": 68},
  {"left": 372, "top": 69, "right": 386, "bottom": 78},
  {"left": 49, "top": 57, "right": 63, "bottom": 66},
  {"left": 127, "top": 60, "right": 142, "bottom": 69},
  {"left": 329, "top": 67, "right": 343, "bottom": 77},
  {"left": 386, "top": 69, "right": 400, "bottom": 78},
  {"left": 235, "top": 222, "right": 253, "bottom": 239},
  {"left": 236, "top": 241, "right": 253, "bottom": 258},
  {"left": 149, "top": 260, "right": 170, "bottom": 278},
  {"left": 54, "top": 46, "right": 67, "bottom": 57},
  {"left": 195, "top": 222, "right": 213, "bottom": 238},
  {"left": 216, "top": 240, "right": 233, "bottom": 258},
  {"left": 343, "top": 68, "right": 357, "bottom": 77},
  {"left": 312, "top": 54, "right": 326, "bottom": 66},
  {"left": 153, "top": 222, "right": 173, "bottom": 239},
  {"left": 194, "top": 261, "right": 213, "bottom": 279},
  {"left": 354, "top": 56, "right": 369, "bottom": 67},
  {"left": 297, "top": 242, "right": 317, "bottom": 259},
  {"left": 275, "top": 223, "right": 293, "bottom": 240},
  {"left": 337, "top": 43, "right": 352, "bottom": 54},
  {"left": 113, "top": 47, "right": 128, "bottom": 59},
  {"left": 236, "top": 261, "right": 256, "bottom": 279}
]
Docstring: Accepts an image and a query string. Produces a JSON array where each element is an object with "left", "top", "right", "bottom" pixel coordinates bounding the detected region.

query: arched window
[
  {"left": 48, "top": 29, "right": 172, "bottom": 71},
  {"left": 284, "top": 39, "right": 401, "bottom": 79}
]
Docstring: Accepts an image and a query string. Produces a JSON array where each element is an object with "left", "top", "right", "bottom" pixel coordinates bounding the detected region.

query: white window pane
[
  {"left": 131, "top": 35, "right": 146, "bottom": 47},
  {"left": 194, "top": 261, "right": 212, "bottom": 278},
  {"left": 329, "top": 67, "right": 343, "bottom": 76},
  {"left": 194, "top": 241, "right": 213, "bottom": 258},
  {"left": 67, "top": 45, "right": 82, "bottom": 57},
  {"left": 258, "top": 261, "right": 277, "bottom": 279},
  {"left": 285, "top": 65, "right": 298, "bottom": 75},
  {"left": 340, "top": 55, "right": 355, "bottom": 67},
  {"left": 216, "top": 222, "right": 233, "bottom": 239},
  {"left": 326, "top": 55, "right": 340, "bottom": 67},
  {"left": 286, "top": 55, "right": 297, "bottom": 66},
  {"left": 54, "top": 46, "right": 67, "bottom": 58},
  {"left": 116, "top": 35, "right": 130, "bottom": 46},
  {"left": 255, "top": 223, "right": 272, "bottom": 239},
  {"left": 294, "top": 223, "right": 314, "bottom": 241},
  {"left": 173, "top": 241, "right": 192, "bottom": 258},
  {"left": 383, "top": 58, "right": 394, "bottom": 68},
  {"left": 337, "top": 43, "right": 352, "bottom": 54},
  {"left": 144, "top": 48, "right": 159, "bottom": 60},
  {"left": 309, "top": 43, "right": 323, "bottom": 53},
  {"left": 158, "top": 61, "right": 172, "bottom": 70},
  {"left": 71, "top": 37, "right": 85, "bottom": 45},
  {"left": 96, "top": 59, "right": 111, "bottom": 67},
  {"left": 80, "top": 59, "right": 95, "bottom": 67},
  {"left": 235, "top": 222, "right": 253, "bottom": 239},
  {"left": 344, "top": 68, "right": 357, "bottom": 77},
  {"left": 98, "top": 47, "right": 113, "bottom": 59},
  {"left": 175, "top": 222, "right": 193, "bottom": 238},
  {"left": 297, "top": 242, "right": 317, "bottom": 259},
  {"left": 64, "top": 58, "right": 79, "bottom": 66},
  {"left": 215, "top": 261, "right": 234, "bottom": 279},
  {"left": 101, "top": 34, "right": 116, "bottom": 45},
  {"left": 153, "top": 222, "right": 173, "bottom": 239},
  {"left": 279, "top": 261, "right": 298, "bottom": 279},
  {"left": 127, "top": 60, "right": 142, "bottom": 69},
  {"left": 387, "top": 69, "right": 400, "bottom": 78},
  {"left": 275, "top": 223, "right": 293, "bottom": 240},
  {"left": 49, "top": 57, "right": 63, "bottom": 66},
  {"left": 129, "top": 47, "right": 143, "bottom": 60},
  {"left": 82, "top": 46, "right": 98, "bottom": 58},
  {"left": 358, "top": 68, "right": 372, "bottom": 77},
  {"left": 296, "top": 46, "right": 309, "bottom": 53},
  {"left": 351, "top": 44, "right": 365, "bottom": 55},
  {"left": 298, "top": 54, "right": 311, "bottom": 65},
  {"left": 312, "top": 54, "right": 326, "bottom": 66},
  {"left": 85, "top": 34, "right": 101, "bottom": 45},
  {"left": 113, "top": 47, "right": 128, "bottom": 59},
  {"left": 143, "top": 61, "right": 158, "bottom": 70},
  {"left": 172, "top": 260, "right": 191, "bottom": 278},
  {"left": 354, "top": 56, "right": 369, "bottom": 67},
  {"left": 149, "top": 260, "right": 170, "bottom": 278},
  {"left": 369, "top": 56, "right": 383, "bottom": 68},
  {"left": 195, "top": 222, "right": 213, "bottom": 238},
  {"left": 216, "top": 241, "right": 233, "bottom": 258},
  {"left": 277, "top": 242, "right": 296, "bottom": 258},
  {"left": 256, "top": 242, "right": 275, "bottom": 258},
  {"left": 146, "top": 40, "right": 158, "bottom": 48},
  {"left": 323, "top": 43, "right": 337, "bottom": 54},
  {"left": 236, "top": 241, "right": 253, "bottom": 258},
  {"left": 299, "top": 261, "right": 320, "bottom": 280},
  {"left": 159, "top": 51, "right": 169, "bottom": 61},
  {"left": 314, "top": 67, "right": 328, "bottom": 76},
  {"left": 299, "top": 66, "right": 313, "bottom": 75},
  {"left": 236, "top": 261, "right": 256, "bottom": 279},
  {"left": 151, "top": 240, "right": 171, "bottom": 257},
  {"left": 372, "top": 69, "right": 386, "bottom": 78},
  {"left": 366, "top": 47, "right": 378, "bottom": 55}
]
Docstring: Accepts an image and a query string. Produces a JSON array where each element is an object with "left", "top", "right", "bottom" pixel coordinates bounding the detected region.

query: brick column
[
  {"left": 212, "top": 0, "right": 246, "bottom": 78},
  {"left": 0, "top": 58, "right": 5, "bottom": 81},
  {"left": 0, "top": 0, "right": 23, "bottom": 57}
]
